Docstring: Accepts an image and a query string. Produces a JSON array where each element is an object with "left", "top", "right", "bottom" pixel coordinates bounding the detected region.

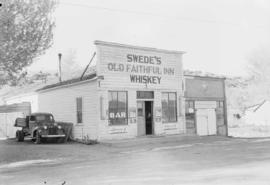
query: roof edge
[
  {"left": 3, "top": 91, "right": 38, "bottom": 100},
  {"left": 94, "top": 40, "right": 186, "bottom": 55},
  {"left": 37, "top": 77, "right": 98, "bottom": 93},
  {"left": 184, "top": 74, "right": 226, "bottom": 80}
]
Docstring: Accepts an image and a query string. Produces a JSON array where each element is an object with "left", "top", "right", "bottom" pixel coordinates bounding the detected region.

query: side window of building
[
  {"left": 217, "top": 101, "right": 224, "bottom": 108},
  {"left": 76, "top": 97, "right": 83, "bottom": 124},
  {"left": 216, "top": 100, "right": 225, "bottom": 125},
  {"left": 162, "top": 92, "right": 177, "bottom": 123},
  {"left": 108, "top": 91, "right": 128, "bottom": 125},
  {"left": 185, "top": 100, "right": 195, "bottom": 120},
  {"left": 216, "top": 101, "right": 224, "bottom": 111}
]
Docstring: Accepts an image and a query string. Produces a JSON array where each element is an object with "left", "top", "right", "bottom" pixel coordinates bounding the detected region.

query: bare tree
[
  {"left": 0, "top": 0, "right": 57, "bottom": 85},
  {"left": 242, "top": 47, "right": 270, "bottom": 106},
  {"left": 247, "top": 47, "right": 270, "bottom": 82}
]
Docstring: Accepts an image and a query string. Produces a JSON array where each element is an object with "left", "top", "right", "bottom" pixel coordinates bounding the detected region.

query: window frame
[
  {"left": 76, "top": 97, "right": 83, "bottom": 124},
  {"left": 108, "top": 91, "right": 128, "bottom": 126},
  {"left": 185, "top": 100, "right": 195, "bottom": 112},
  {"left": 136, "top": 91, "right": 154, "bottom": 99},
  {"left": 161, "top": 92, "right": 178, "bottom": 123},
  {"left": 217, "top": 101, "right": 224, "bottom": 108}
]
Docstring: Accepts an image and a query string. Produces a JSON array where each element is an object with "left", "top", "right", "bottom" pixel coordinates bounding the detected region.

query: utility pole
[{"left": 58, "top": 53, "right": 62, "bottom": 82}]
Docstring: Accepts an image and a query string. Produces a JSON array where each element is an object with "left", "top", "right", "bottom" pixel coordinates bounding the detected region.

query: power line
[{"left": 60, "top": 2, "right": 243, "bottom": 26}]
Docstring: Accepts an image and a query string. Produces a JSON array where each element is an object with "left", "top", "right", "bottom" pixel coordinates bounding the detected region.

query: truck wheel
[
  {"left": 16, "top": 130, "right": 24, "bottom": 142},
  {"left": 35, "top": 132, "right": 42, "bottom": 144}
]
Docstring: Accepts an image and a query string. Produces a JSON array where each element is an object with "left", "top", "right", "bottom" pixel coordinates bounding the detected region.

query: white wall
[{"left": 38, "top": 80, "right": 99, "bottom": 140}]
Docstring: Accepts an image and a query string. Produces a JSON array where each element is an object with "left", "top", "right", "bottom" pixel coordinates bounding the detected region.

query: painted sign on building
[
  {"left": 107, "top": 54, "right": 175, "bottom": 85},
  {"left": 97, "top": 42, "right": 183, "bottom": 90}
]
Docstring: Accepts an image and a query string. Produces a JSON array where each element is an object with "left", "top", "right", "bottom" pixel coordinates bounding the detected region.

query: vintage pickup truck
[{"left": 14, "top": 112, "right": 66, "bottom": 144}]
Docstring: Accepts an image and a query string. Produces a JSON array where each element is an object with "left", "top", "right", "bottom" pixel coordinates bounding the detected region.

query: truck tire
[
  {"left": 16, "top": 130, "right": 24, "bottom": 142},
  {"left": 35, "top": 132, "right": 42, "bottom": 144}
]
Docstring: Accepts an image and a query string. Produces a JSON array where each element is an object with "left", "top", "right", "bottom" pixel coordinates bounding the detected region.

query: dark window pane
[
  {"left": 137, "top": 91, "right": 154, "bottom": 99},
  {"left": 108, "top": 91, "right": 128, "bottom": 125},
  {"left": 185, "top": 102, "right": 189, "bottom": 113},
  {"left": 169, "top": 93, "right": 177, "bottom": 122},
  {"left": 137, "top": 102, "right": 143, "bottom": 117},
  {"left": 30, "top": 116, "right": 35, "bottom": 121},
  {"left": 162, "top": 92, "right": 177, "bottom": 122},
  {"left": 189, "top": 101, "right": 194, "bottom": 108},
  {"left": 76, "top": 97, "right": 83, "bottom": 123},
  {"left": 219, "top": 101, "right": 224, "bottom": 108},
  {"left": 162, "top": 93, "right": 169, "bottom": 122}
]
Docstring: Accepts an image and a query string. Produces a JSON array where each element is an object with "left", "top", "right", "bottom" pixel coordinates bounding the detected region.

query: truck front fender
[{"left": 31, "top": 127, "right": 40, "bottom": 138}]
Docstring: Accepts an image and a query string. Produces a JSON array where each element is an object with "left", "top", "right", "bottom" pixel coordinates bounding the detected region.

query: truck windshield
[{"left": 35, "top": 115, "right": 54, "bottom": 122}]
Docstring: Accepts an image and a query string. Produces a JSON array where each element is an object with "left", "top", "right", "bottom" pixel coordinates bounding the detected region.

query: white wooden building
[
  {"left": 37, "top": 41, "right": 186, "bottom": 140},
  {"left": 0, "top": 82, "right": 51, "bottom": 113}
]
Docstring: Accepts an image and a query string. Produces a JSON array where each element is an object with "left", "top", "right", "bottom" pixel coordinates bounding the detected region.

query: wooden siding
[
  {"left": 97, "top": 89, "right": 185, "bottom": 140},
  {"left": 38, "top": 81, "right": 98, "bottom": 140},
  {"left": 4, "top": 93, "right": 39, "bottom": 113},
  {"left": 185, "top": 77, "right": 224, "bottom": 99},
  {"left": 96, "top": 44, "right": 184, "bottom": 93}
]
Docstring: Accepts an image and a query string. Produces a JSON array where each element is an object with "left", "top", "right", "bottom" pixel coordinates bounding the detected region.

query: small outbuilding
[
  {"left": 37, "top": 41, "right": 186, "bottom": 140},
  {"left": 184, "top": 75, "right": 228, "bottom": 136},
  {"left": 0, "top": 102, "right": 31, "bottom": 138}
]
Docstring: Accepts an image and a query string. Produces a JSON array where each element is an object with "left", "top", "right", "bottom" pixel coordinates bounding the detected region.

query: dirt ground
[
  {"left": 1, "top": 135, "right": 270, "bottom": 185},
  {"left": 229, "top": 125, "right": 270, "bottom": 137}
]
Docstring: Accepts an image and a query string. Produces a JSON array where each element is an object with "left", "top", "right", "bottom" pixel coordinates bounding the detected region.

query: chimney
[{"left": 58, "top": 53, "right": 62, "bottom": 82}]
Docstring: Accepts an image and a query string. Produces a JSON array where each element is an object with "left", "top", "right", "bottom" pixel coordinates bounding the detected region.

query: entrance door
[
  {"left": 137, "top": 101, "right": 153, "bottom": 136},
  {"left": 137, "top": 101, "right": 145, "bottom": 136},
  {"left": 207, "top": 109, "right": 217, "bottom": 135},
  {"left": 145, "top": 101, "right": 153, "bottom": 135},
  {"left": 196, "top": 109, "right": 217, "bottom": 136}
]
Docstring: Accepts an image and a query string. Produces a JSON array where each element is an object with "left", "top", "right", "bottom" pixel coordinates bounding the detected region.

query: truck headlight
[
  {"left": 58, "top": 125, "right": 62, "bottom": 129},
  {"left": 43, "top": 125, "right": 48, "bottom": 129}
]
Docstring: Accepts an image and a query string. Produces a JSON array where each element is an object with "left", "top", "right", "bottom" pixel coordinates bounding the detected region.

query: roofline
[
  {"left": 3, "top": 91, "right": 38, "bottom": 100},
  {"left": 31, "top": 112, "right": 53, "bottom": 115},
  {"left": 184, "top": 74, "right": 226, "bottom": 80},
  {"left": 37, "top": 77, "right": 98, "bottom": 93},
  {"left": 94, "top": 40, "right": 186, "bottom": 55}
]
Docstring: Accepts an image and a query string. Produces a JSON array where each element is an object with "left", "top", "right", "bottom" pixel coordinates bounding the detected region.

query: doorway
[
  {"left": 137, "top": 101, "right": 153, "bottom": 136},
  {"left": 145, "top": 101, "right": 153, "bottom": 135},
  {"left": 196, "top": 109, "right": 217, "bottom": 136}
]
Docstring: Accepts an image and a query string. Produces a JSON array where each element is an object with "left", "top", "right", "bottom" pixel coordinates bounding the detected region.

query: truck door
[{"left": 29, "top": 116, "right": 36, "bottom": 135}]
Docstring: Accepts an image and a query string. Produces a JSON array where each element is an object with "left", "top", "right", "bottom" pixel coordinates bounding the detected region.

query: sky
[{"left": 28, "top": 0, "right": 270, "bottom": 77}]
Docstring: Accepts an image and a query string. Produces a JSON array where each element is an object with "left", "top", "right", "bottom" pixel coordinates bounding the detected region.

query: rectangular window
[
  {"left": 137, "top": 101, "right": 144, "bottom": 117},
  {"left": 185, "top": 100, "right": 194, "bottom": 113},
  {"left": 185, "top": 100, "right": 195, "bottom": 122},
  {"left": 108, "top": 91, "right": 128, "bottom": 125},
  {"left": 137, "top": 91, "right": 154, "bottom": 99},
  {"left": 162, "top": 92, "right": 177, "bottom": 123},
  {"left": 217, "top": 101, "right": 224, "bottom": 108},
  {"left": 76, "top": 97, "right": 83, "bottom": 123}
]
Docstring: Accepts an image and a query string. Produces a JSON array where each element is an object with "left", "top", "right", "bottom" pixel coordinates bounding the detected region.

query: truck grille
[{"left": 48, "top": 127, "right": 57, "bottom": 135}]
